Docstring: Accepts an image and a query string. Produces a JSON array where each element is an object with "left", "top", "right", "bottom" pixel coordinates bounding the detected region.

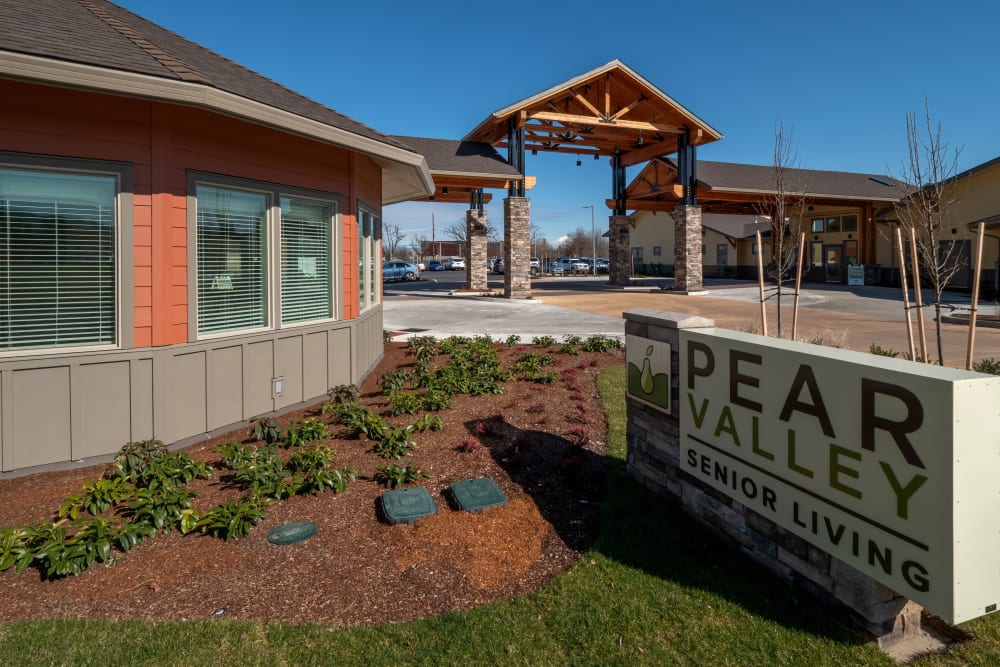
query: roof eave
[
  {"left": 0, "top": 50, "right": 435, "bottom": 205},
  {"left": 705, "top": 186, "right": 899, "bottom": 203}
]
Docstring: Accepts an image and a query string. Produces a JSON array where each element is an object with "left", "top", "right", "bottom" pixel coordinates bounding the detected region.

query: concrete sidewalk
[{"left": 383, "top": 277, "right": 1000, "bottom": 369}]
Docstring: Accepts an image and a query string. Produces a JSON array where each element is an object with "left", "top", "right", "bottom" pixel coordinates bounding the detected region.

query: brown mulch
[{"left": 0, "top": 342, "right": 622, "bottom": 625}]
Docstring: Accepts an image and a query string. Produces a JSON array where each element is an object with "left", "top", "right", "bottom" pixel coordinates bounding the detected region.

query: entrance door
[
  {"left": 824, "top": 245, "right": 842, "bottom": 282},
  {"left": 716, "top": 244, "right": 728, "bottom": 277}
]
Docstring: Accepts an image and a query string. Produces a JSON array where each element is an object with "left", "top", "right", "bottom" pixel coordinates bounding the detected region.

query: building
[{"left": 0, "top": 0, "right": 433, "bottom": 473}]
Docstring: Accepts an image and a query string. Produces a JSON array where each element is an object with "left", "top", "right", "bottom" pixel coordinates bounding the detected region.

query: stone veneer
[
  {"left": 503, "top": 197, "right": 531, "bottom": 298},
  {"left": 622, "top": 308, "right": 923, "bottom": 644},
  {"left": 672, "top": 205, "right": 703, "bottom": 292},
  {"left": 608, "top": 214, "right": 632, "bottom": 285},
  {"left": 465, "top": 209, "right": 488, "bottom": 290}
]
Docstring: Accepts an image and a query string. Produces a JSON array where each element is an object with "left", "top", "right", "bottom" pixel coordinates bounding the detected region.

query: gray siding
[{"left": 0, "top": 307, "right": 382, "bottom": 473}]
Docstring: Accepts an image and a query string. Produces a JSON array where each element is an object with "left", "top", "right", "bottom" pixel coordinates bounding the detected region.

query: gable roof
[
  {"left": 393, "top": 136, "right": 521, "bottom": 179},
  {"left": 679, "top": 160, "right": 901, "bottom": 201},
  {"left": 0, "top": 0, "right": 434, "bottom": 204},
  {"left": 464, "top": 60, "right": 722, "bottom": 167}
]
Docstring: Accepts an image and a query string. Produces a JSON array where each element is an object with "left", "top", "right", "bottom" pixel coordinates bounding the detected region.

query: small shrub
[
  {"left": 558, "top": 343, "right": 581, "bottom": 356},
  {"left": 869, "top": 343, "right": 900, "bottom": 358},
  {"left": 504, "top": 334, "right": 521, "bottom": 347},
  {"left": 407, "top": 336, "right": 438, "bottom": 362},
  {"left": 250, "top": 417, "right": 282, "bottom": 444},
  {"left": 582, "top": 335, "right": 621, "bottom": 352},
  {"left": 383, "top": 329, "right": 392, "bottom": 343},
  {"left": 379, "top": 368, "right": 412, "bottom": 395},
  {"left": 337, "top": 404, "right": 388, "bottom": 439},
  {"left": 973, "top": 358, "right": 1000, "bottom": 375},
  {"left": 373, "top": 425, "right": 417, "bottom": 460},
  {"left": 421, "top": 389, "right": 452, "bottom": 412},
  {"left": 223, "top": 444, "right": 293, "bottom": 501},
  {"left": 196, "top": 496, "right": 271, "bottom": 540},
  {"left": 412, "top": 414, "right": 443, "bottom": 432},
  {"left": 282, "top": 417, "right": 329, "bottom": 447},
  {"left": 388, "top": 391, "right": 424, "bottom": 416},
  {"left": 286, "top": 446, "right": 356, "bottom": 495},
  {"left": 78, "top": 477, "right": 136, "bottom": 516},
  {"left": 563, "top": 335, "right": 583, "bottom": 345},
  {"left": 532, "top": 335, "right": 557, "bottom": 347},
  {"left": 129, "top": 486, "right": 198, "bottom": 534},
  {"left": 458, "top": 437, "right": 483, "bottom": 453},
  {"left": 375, "top": 462, "right": 428, "bottom": 488}
]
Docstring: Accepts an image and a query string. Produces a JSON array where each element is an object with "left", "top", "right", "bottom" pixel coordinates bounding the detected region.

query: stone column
[
  {"left": 503, "top": 197, "right": 531, "bottom": 298},
  {"left": 672, "top": 204, "right": 704, "bottom": 293},
  {"left": 608, "top": 214, "right": 632, "bottom": 285},
  {"left": 465, "top": 209, "right": 488, "bottom": 291}
]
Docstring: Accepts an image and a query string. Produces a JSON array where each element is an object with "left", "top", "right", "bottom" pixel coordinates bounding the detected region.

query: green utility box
[
  {"left": 448, "top": 477, "right": 507, "bottom": 514},
  {"left": 380, "top": 487, "right": 437, "bottom": 525}
]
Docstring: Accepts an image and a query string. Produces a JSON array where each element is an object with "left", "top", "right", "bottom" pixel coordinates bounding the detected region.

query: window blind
[
  {"left": 280, "top": 197, "right": 331, "bottom": 323},
  {"left": 0, "top": 169, "right": 116, "bottom": 350},
  {"left": 196, "top": 186, "right": 267, "bottom": 334}
]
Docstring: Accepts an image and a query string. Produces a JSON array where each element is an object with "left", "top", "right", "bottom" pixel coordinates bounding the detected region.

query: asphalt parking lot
[{"left": 383, "top": 271, "right": 1000, "bottom": 368}]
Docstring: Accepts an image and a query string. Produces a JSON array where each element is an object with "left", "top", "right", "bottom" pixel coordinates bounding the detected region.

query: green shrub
[
  {"left": 504, "top": 334, "right": 521, "bottom": 347},
  {"left": 379, "top": 368, "right": 412, "bottom": 395},
  {"left": 388, "top": 391, "right": 424, "bottom": 416},
  {"left": 373, "top": 425, "right": 417, "bottom": 460},
  {"left": 582, "top": 334, "right": 621, "bottom": 352},
  {"left": 196, "top": 496, "right": 271, "bottom": 540},
  {"left": 412, "top": 414, "right": 443, "bottom": 432},
  {"left": 282, "top": 417, "right": 328, "bottom": 447},
  {"left": 336, "top": 404, "right": 387, "bottom": 439},
  {"left": 531, "top": 335, "right": 557, "bottom": 347},
  {"left": 421, "top": 389, "right": 452, "bottom": 412},
  {"left": 558, "top": 343, "right": 581, "bottom": 356},
  {"left": 249, "top": 417, "right": 281, "bottom": 444},
  {"left": 974, "top": 357, "right": 1000, "bottom": 375},
  {"left": 375, "top": 462, "right": 428, "bottom": 488},
  {"left": 286, "top": 446, "right": 355, "bottom": 495},
  {"left": 868, "top": 343, "right": 900, "bottom": 358}
]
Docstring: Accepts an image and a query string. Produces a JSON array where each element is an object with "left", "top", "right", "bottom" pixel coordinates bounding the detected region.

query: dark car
[
  {"left": 382, "top": 260, "right": 420, "bottom": 282},
  {"left": 493, "top": 257, "right": 505, "bottom": 274},
  {"left": 426, "top": 260, "right": 445, "bottom": 271}
]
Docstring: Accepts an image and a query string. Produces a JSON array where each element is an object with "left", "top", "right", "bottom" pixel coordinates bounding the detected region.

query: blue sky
[{"left": 117, "top": 0, "right": 999, "bottom": 244}]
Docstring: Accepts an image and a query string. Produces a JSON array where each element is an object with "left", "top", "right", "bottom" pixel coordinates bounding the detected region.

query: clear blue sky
[{"left": 117, "top": 0, "right": 1000, "bottom": 245}]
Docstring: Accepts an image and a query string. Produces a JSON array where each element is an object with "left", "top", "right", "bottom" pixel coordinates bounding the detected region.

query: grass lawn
[{"left": 2, "top": 365, "right": 999, "bottom": 665}]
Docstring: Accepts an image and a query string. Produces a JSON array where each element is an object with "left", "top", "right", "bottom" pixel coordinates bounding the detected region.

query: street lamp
[{"left": 583, "top": 205, "right": 596, "bottom": 276}]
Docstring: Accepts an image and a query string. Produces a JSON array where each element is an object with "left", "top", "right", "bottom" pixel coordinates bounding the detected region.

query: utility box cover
[
  {"left": 449, "top": 477, "right": 507, "bottom": 514},
  {"left": 380, "top": 487, "right": 437, "bottom": 525}
]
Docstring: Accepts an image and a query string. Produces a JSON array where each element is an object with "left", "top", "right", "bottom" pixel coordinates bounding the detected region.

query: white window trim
[
  {"left": 358, "top": 204, "right": 381, "bottom": 313},
  {"left": 0, "top": 152, "right": 133, "bottom": 357},
  {"left": 187, "top": 172, "right": 342, "bottom": 341}
]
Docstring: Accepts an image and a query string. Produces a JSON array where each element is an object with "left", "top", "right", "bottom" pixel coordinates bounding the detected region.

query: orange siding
[{"left": 0, "top": 80, "right": 381, "bottom": 348}]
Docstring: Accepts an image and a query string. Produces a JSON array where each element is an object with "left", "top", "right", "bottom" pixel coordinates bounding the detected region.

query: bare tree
[
  {"left": 445, "top": 217, "right": 498, "bottom": 244},
  {"left": 382, "top": 221, "right": 407, "bottom": 260},
  {"left": 892, "top": 99, "right": 962, "bottom": 364},
  {"left": 755, "top": 123, "right": 808, "bottom": 338}
]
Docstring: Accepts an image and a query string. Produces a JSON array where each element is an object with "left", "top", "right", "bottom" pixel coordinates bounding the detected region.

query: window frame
[
  {"left": 187, "top": 172, "right": 341, "bottom": 341},
  {"left": 357, "top": 204, "right": 381, "bottom": 313},
  {"left": 0, "top": 152, "right": 133, "bottom": 356}
]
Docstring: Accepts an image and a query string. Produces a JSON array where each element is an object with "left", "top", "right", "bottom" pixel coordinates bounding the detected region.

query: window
[
  {"left": 197, "top": 186, "right": 268, "bottom": 334},
  {"left": 843, "top": 215, "right": 858, "bottom": 232},
  {"left": 653, "top": 246, "right": 662, "bottom": 256},
  {"left": 811, "top": 218, "right": 824, "bottom": 233},
  {"left": 1, "top": 166, "right": 118, "bottom": 351},
  {"left": 631, "top": 247, "right": 643, "bottom": 261},
  {"left": 811, "top": 241, "right": 823, "bottom": 267},
  {"left": 193, "top": 177, "right": 340, "bottom": 336},
  {"left": 281, "top": 197, "right": 331, "bottom": 323},
  {"left": 358, "top": 207, "right": 380, "bottom": 312},
  {"left": 826, "top": 217, "right": 841, "bottom": 233}
]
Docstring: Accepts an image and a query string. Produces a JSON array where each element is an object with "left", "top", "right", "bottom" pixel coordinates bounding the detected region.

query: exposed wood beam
[
  {"left": 569, "top": 87, "right": 604, "bottom": 118},
  {"left": 604, "top": 73, "right": 611, "bottom": 118},
  {"left": 609, "top": 95, "right": 645, "bottom": 121},
  {"left": 529, "top": 111, "right": 683, "bottom": 134},
  {"left": 618, "top": 138, "right": 679, "bottom": 168}
]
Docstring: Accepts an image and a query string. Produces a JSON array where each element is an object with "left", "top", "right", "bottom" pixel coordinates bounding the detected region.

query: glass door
[{"left": 824, "top": 245, "right": 842, "bottom": 282}]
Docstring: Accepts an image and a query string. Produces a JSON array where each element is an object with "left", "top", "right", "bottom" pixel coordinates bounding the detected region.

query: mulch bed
[{"left": 0, "top": 341, "right": 622, "bottom": 625}]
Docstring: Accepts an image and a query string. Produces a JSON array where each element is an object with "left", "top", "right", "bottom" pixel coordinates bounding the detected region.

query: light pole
[{"left": 583, "top": 205, "right": 596, "bottom": 275}]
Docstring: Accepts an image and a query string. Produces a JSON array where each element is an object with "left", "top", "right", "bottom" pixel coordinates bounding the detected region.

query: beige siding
[{"left": 0, "top": 311, "right": 382, "bottom": 473}]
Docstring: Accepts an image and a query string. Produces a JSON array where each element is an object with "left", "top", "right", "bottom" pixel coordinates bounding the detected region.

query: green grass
[{"left": 2, "top": 365, "right": 1000, "bottom": 665}]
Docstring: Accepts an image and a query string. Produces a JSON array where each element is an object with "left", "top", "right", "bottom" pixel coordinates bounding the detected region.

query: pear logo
[{"left": 626, "top": 335, "right": 671, "bottom": 413}]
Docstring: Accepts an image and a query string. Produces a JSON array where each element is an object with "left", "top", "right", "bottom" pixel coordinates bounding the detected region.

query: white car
[
  {"left": 445, "top": 257, "right": 466, "bottom": 270},
  {"left": 555, "top": 258, "right": 590, "bottom": 273}
]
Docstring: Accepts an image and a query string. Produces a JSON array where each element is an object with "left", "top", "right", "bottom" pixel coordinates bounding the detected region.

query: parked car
[
  {"left": 596, "top": 258, "right": 610, "bottom": 273},
  {"left": 493, "top": 257, "right": 505, "bottom": 274},
  {"left": 554, "top": 258, "right": 590, "bottom": 274},
  {"left": 543, "top": 259, "right": 564, "bottom": 275},
  {"left": 445, "top": 257, "right": 466, "bottom": 270},
  {"left": 382, "top": 260, "right": 420, "bottom": 282},
  {"left": 426, "top": 260, "right": 445, "bottom": 271}
]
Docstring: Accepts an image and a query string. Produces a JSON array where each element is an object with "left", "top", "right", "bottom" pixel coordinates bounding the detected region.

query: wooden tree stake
[
  {"left": 756, "top": 230, "right": 768, "bottom": 336},
  {"left": 966, "top": 222, "right": 986, "bottom": 370},
  {"left": 908, "top": 233, "right": 929, "bottom": 363},
  {"left": 896, "top": 227, "right": 916, "bottom": 361}
]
